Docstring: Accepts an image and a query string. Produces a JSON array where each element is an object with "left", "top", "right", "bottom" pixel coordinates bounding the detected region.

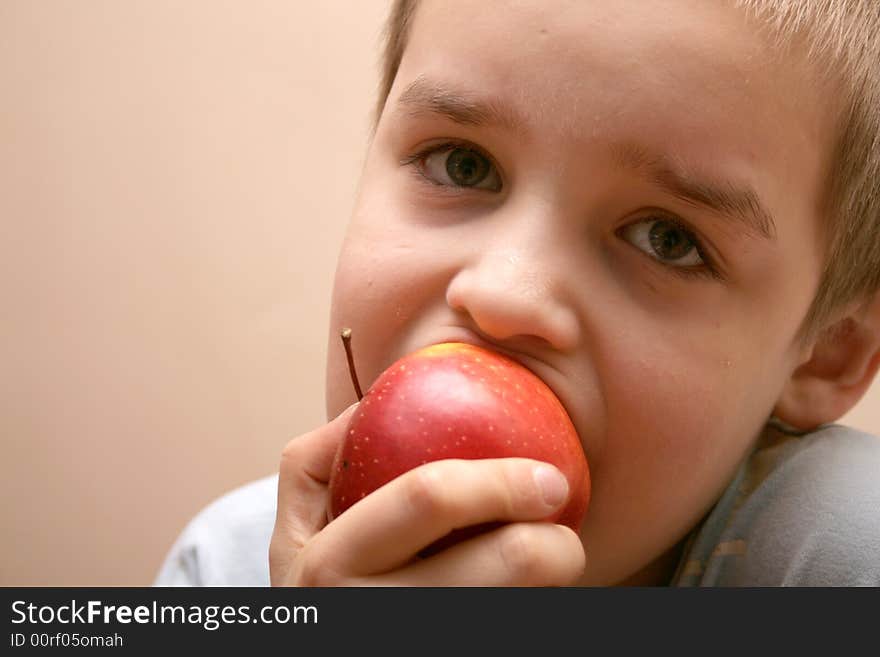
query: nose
[{"left": 445, "top": 242, "right": 581, "bottom": 352}]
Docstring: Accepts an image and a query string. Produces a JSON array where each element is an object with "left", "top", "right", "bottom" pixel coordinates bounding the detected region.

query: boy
[{"left": 155, "top": 0, "right": 880, "bottom": 586}]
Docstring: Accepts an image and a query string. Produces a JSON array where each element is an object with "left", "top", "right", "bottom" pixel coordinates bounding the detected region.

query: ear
[{"left": 773, "top": 294, "right": 880, "bottom": 430}]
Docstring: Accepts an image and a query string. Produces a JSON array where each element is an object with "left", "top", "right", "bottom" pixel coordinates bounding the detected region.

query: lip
[
  {"left": 431, "top": 327, "right": 511, "bottom": 358},
  {"left": 429, "top": 326, "right": 533, "bottom": 367}
]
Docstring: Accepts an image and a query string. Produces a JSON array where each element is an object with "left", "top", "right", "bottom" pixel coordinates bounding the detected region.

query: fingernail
[
  {"left": 336, "top": 402, "right": 360, "bottom": 420},
  {"left": 533, "top": 464, "right": 568, "bottom": 508}
]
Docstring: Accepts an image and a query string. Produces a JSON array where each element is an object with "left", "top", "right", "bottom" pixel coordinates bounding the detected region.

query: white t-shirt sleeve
[{"left": 153, "top": 474, "right": 279, "bottom": 587}]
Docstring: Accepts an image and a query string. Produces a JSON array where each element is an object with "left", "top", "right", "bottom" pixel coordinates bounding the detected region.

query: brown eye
[
  {"left": 621, "top": 217, "right": 704, "bottom": 268},
  {"left": 648, "top": 220, "right": 697, "bottom": 261},
  {"left": 420, "top": 145, "right": 502, "bottom": 191},
  {"left": 445, "top": 148, "right": 491, "bottom": 186}
]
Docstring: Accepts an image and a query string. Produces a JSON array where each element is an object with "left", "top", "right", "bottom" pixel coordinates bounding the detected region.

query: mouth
[
  {"left": 432, "top": 327, "right": 512, "bottom": 358},
  {"left": 427, "top": 327, "right": 577, "bottom": 425}
]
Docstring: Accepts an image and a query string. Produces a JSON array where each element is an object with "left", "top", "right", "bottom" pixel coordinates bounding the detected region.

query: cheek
[
  {"left": 601, "top": 354, "right": 735, "bottom": 501},
  {"left": 326, "top": 241, "right": 413, "bottom": 410},
  {"left": 580, "top": 323, "right": 786, "bottom": 568},
  {"left": 607, "top": 329, "right": 781, "bottom": 485},
  {"left": 326, "top": 201, "right": 452, "bottom": 415},
  {"left": 592, "top": 290, "right": 796, "bottom": 479}
]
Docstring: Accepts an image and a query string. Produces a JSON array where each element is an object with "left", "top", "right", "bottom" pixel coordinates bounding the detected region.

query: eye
[
  {"left": 407, "top": 143, "right": 503, "bottom": 191},
  {"left": 621, "top": 217, "right": 710, "bottom": 272}
]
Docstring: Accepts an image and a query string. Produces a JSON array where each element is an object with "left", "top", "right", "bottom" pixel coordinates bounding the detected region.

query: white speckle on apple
[
  {"left": 349, "top": 429, "right": 355, "bottom": 435},
  {"left": 373, "top": 458, "right": 379, "bottom": 464},
  {"left": 363, "top": 436, "right": 370, "bottom": 442},
  {"left": 461, "top": 435, "right": 467, "bottom": 441},
  {"left": 427, "top": 447, "right": 433, "bottom": 453},
  {"left": 488, "top": 426, "right": 494, "bottom": 431},
  {"left": 397, "top": 415, "right": 402, "bottom": 421},
  {"left": 378, "top": 395, "right": 383, "bottom": 401}
]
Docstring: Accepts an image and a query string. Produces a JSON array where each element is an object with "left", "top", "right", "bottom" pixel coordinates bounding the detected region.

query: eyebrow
[
  {"left": 397, "top": 77, "right": 777, "bottom": 241},
  {"left": 613, "top": 144, "right": 777, "bottom": 241},
  {"left": 396, "top": 75, "right": 524, "bottom": 133}
]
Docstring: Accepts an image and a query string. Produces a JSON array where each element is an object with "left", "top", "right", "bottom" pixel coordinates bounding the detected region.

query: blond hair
[{"left": 374, "top": 0, "right": 880, "bottom": 341}]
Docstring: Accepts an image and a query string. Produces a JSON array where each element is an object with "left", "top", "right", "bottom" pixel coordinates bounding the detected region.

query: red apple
[{"left": 326, "top": 342, "right": 590, "bottom": 549}]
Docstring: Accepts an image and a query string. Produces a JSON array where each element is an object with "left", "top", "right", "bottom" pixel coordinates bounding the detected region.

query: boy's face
[{"left": 326, "top": 0, "right": 836, "bottom": 584}]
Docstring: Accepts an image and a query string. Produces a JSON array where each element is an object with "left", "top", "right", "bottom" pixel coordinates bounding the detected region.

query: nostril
[
  {"left": 446, "top": 282, "right": 579, "bottom": 353},
  {"left": 444, "top": 248, "right": 581, "bottom": 352}
]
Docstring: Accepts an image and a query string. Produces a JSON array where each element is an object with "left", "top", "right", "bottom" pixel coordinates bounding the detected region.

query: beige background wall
[{"left": 2, "top": 1, "right": 878, "bottom": 586}]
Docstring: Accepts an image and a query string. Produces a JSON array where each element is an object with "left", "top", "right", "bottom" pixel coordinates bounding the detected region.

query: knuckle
[
  {"left": 269, "top": 530, "right": 345, "bottom": 587},
  {"left": 502, "top": 460, "right": 542, "bottom": 514},
  {"left": 278, "top": 438, "right": 303, "bottom": 474},
  {"left": 291, "top": 546, "right": 342, "bottom": 587},
  {"left": 400, "top": 463, "right": 449, "bottom": 518},
  {"left": 498, "top": 524, "right": 547, "bottom": 584},
  {"left": 557, "top": 526, "right": 587, "bottom": 579}
]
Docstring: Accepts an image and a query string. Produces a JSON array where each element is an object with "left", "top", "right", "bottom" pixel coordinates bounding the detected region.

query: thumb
[{"left": 273, "top": 403, "right": 360, "bottom": 551}]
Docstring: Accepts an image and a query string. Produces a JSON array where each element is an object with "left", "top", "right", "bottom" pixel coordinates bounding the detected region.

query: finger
[
  {"left": 273, "top": 403, "right": 359, "bottom": 552},
  {"left": 316, "top": 457, "right": 570, "bottom": 575},
  {"left": 373, "top": 522, "right": 586, "bottom": 586}
]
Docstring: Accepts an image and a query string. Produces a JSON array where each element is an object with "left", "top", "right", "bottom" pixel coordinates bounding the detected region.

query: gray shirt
[
  {"left": 154, "top": 423, "right": 880, "bottom": 586},
  {"left": 671, "top": 423, "right": 880, "bottom": 586}
]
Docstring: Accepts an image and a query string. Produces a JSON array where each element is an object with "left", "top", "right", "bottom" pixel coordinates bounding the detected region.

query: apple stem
[{"left": 340, "top": 328, "right": 363, "bottom": 401}]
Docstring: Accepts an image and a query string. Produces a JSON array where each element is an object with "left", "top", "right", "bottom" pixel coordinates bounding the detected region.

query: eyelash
[
  {"left": 400, "top": 140, "right": 501, "bottom": 190},
  {"left": 400, "top": 141, "right": 721, "bottom": 281},
  {"left": 627, "top": 215, "right": 722, "bottom": 282}
]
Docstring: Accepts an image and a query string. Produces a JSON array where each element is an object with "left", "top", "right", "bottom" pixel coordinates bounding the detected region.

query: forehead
[
  {"left": 391, "top": 0, "right": 835, "bottom": 242},
  {"left": 404, "top": 1, "right": 818, "bottom": 141}
]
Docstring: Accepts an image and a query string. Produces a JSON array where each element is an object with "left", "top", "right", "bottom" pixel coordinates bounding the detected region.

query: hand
[{"left": 269, "top": 403, "right": 586, "bottom": 586}]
